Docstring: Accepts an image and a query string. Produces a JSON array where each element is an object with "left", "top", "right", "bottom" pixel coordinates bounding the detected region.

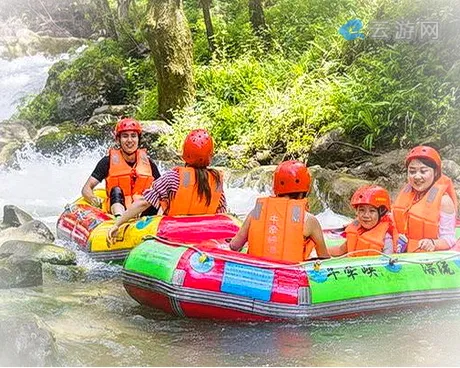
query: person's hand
[
  {"left": 216, "top": 242, "right": 231, "bottom": 250},
  {"left": 107, "top": 225, "right": 119, "bottom": 246},
  {"left": 91, "top": 196, "right": 103, "bottom": 208},
  {"left": 417, "top": 238, "right": 436, "bottom": 252}
]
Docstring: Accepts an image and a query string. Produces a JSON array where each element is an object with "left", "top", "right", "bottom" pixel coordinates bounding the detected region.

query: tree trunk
[
  {"left": 249, "top": 0, "right": 270, "bottom": 45},
  {"left": 97, "top": 0, "right": 118, "bottom": 39},
  {"left": 146, "top": 0, "right": 195, "bottom": 119},
  {"left": 199, "top": 0, "right": 215, "bottom": 53},
  {"left": 117, "top": 0, "right": 131, "bottom": 20}
]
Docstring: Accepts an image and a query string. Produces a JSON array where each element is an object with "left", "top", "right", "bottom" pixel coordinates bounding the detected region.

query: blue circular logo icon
[
  {"left": 189, "top": 252, "right": 214, "bottom": 273},
  {"left": 339, "top": 19, "right": 365, "bottom": 41}
]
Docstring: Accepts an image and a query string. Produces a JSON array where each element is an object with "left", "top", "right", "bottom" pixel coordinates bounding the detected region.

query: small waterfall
[{"left": 0, "top": 54, "right": 63, "bottom": 121}]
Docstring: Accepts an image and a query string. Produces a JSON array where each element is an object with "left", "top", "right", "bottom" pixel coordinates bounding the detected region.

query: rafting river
[{"left": 1, "top": 54, "right": 460, "bottom": 366}]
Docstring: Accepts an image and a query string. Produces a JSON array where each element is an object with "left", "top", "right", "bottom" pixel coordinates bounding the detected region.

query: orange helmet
[
  {"left": 351, "top": 185, "right": 391, "bottom": 211},
  {"left": 182, "top": 129, "right": 214, "bottom": 167},
  {"left": 405, "top": 145, "right": 441, "bottom": 169},
  {"left": 115, "top": 118, "right": 142, "bottom": 137},
  {"left": 273, "top": 160, "right": 311, "bottom": 195}
]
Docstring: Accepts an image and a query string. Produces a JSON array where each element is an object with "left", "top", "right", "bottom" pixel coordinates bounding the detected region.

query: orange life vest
[
  {"left": 105, "top": 148, "right": 153, "bottom": 208},
  {"left": 248, "top": 197, "right": 315, "bottom": 263},
  {"left": 345, "top": 216, "right": 398, "bottom": 257},
  {"left": 392, "top": 174, "right": 458, "bottom": 252},
  {"left": 165, "top": 167, "right": 223, "bottom": 216}
]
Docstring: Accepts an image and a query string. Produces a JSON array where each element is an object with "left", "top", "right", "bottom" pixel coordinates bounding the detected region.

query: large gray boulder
[
  {"left": 308, "top": 128, "right": 366, "bottom": 168},
  {"left": 0, "top": 240, "right": 76, "bottom": 265},
  {"left": 1, "top": 205, "right": 34, "bottom": 229},
  {"left": 0, "top": 254, "right": 43, "bottom": 289},
  {"left": 0, "top": 314, "right": 57, "bottom": 366},
  {"left": 0, "top": 219, "right": 55, "bottom": 245}
]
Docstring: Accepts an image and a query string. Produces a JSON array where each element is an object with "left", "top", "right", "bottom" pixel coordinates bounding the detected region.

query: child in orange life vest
[
  {"left": 229, "top": 160, "right": 330, "bottom": 262},
  {"left": 329, "top": 185, "right": 398, "bottom": 257},
  {"left": 107, "top": 129, "right": 226, "bottom": 244},
  {"left": 392, "top": 146, "right": 457, "bottom": 252},
  {"left": 81, "top": 118, "right": 160, "bottom": 216}
]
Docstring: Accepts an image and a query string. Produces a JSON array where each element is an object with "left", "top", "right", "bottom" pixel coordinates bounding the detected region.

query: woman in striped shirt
[{"left": 107, "top": 129, "right": 227, "bottom": 243}]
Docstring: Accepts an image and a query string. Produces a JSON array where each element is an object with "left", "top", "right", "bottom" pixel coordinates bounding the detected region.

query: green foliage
[
  {"left": 57, "top": 40, "right": 125, "bottom": 87},
  {"left": 135, "top": 87, "right": 159, "bottom": 120},
  {"left": 16, "top": 91, "right": 61, "bottom": 128},
  {"left": 122, "top": 56, "right": 157, "bottom": 103},
  {"left": 15, "top": 0, "right": 460, "bottom": 165}
]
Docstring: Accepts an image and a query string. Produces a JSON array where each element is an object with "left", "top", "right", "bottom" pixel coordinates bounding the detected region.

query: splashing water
[{"left": 0, "top": 54, "right": 65, "bottom": 121}]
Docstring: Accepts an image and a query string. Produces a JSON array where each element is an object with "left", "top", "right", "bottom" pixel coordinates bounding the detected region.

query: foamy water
[{"left": 0, "top": 54, "right": 64, "bottom": 121}]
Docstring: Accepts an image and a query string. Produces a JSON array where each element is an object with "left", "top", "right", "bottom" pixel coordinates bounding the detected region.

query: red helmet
[
  {"left": 405, "top": 145, "right": 441, "bottom": 169},
  {"left": 351, "top": 185, "right": 391, "bottom": 211},
  {"left": 273, "top": 160, "right": 311, "bottom": 195},
  {"left": 182, "top": 129, "right": 214, "bottom": 167},
  {"left": 115, "top": 118, "right": 142, "bottom": 137}
]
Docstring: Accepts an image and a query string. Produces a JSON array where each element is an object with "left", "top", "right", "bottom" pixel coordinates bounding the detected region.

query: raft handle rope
[{"left": 148, "top": 236, "right": 460, "bottom": 271}]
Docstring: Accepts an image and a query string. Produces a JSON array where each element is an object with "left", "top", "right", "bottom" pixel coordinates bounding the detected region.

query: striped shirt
[{"left": 142, "top": 169, "right": 227, "bottom": 213}]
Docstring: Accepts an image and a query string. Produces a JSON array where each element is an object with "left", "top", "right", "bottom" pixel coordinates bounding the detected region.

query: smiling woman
[{"left": 393, "top": 146, "right": 458, "bottom": 253}]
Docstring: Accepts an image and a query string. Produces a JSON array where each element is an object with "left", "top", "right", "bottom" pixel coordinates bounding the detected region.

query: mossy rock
[{"left": 34, "top": 122, "right": 108, "bottom": 154}]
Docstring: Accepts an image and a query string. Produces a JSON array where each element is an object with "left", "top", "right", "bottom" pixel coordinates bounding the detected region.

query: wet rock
[
  {"left": 0, "top": 314, "right": 57, "bottom": 366},
  {"left": 142, "top": 120, "right": 173, "bottom": 136},
  {"left": 0, "top": 141, "right": 22, "bottom": 167},
  {"left": 1, "top": 205, "right": 34, "bottom": 229},
  {"left": 442, "top": 146, "right": 460, "bottom": 165},
  {"left": 0, "top": 240, "right": 76, "bottom": 265},
  {"left": 443, "top": 159, "right": 460, "bottom": 182},
  {"left": 348, "top": 149, "right": 407, "bottom": 180},
  {"left": 34, "top": 121, "right": 108, "bottom": 155},
  {"left": 0, "top": 219, "right": 55, "bottom": 245},
  {"left": 0, "top": 255, "right": 43, "bottom": 289},
  {"left": 0, "top": 120, "right": 36, "bottom": 151},
  {"left": 309, "top": 128, "right": 364, "bottom": 168},
  {"left": 85, "top": 114, "right": 118, "bottom": 130},
  {"left": 255, "top": 150, "right": 272, "bottom": 165},
  {"left": 92, "top": 104, "right": 132, "bottom": 116},
  {"left": 42, "top": 263, "right": 87, "bottom": 282},
  {"left": 147, "top": 141, "right": 181, "bottom": 164},
  {"left": 141, "top": 120, "right": 174, "bottom": 150},
  {"left": 57, "top": 71, "right": 126, "bottom": 123},
  {"left": 35, "top": 126, "right": 61, "bottom": 140},
  {"left": 310, "top": 166, "right": 371, "bottom": 216}
]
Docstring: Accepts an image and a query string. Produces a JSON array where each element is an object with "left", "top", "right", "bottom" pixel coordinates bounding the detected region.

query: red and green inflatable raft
[{"left": 122, "top": 225, "right": 460, "bottom": 321}]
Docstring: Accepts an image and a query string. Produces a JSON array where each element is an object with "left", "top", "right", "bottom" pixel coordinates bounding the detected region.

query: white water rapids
[{"left": 1, "top": 54, "right": 460, "bottom": 367}]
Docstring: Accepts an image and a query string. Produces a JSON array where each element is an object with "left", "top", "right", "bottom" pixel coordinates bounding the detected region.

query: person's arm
[
  {"left": 382, "top": 232, "right": 395, "bottom": 254},
  {"left": 418, "top": 194, "right": 456, "bottom": 251},
  {"left": 328, "top": 241, "right": 347, "bottom": 257},
  {"left": 82, "top": 157, "right": 108, "bottom": 207},
  {"left": 305, "top": 213, "right": 330, "bottom": 258},
  {"left": 229, "top": 211, "right": 252, "bottom": 251},
  {"left": 81, "top": 176, "right": 103, "bottom": 207},
  {"left": 107, "top": 198, "right": 151, "bottom": 243},
  {"left": 143, "top": 170, "right": 179, "bottom": 209}
]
